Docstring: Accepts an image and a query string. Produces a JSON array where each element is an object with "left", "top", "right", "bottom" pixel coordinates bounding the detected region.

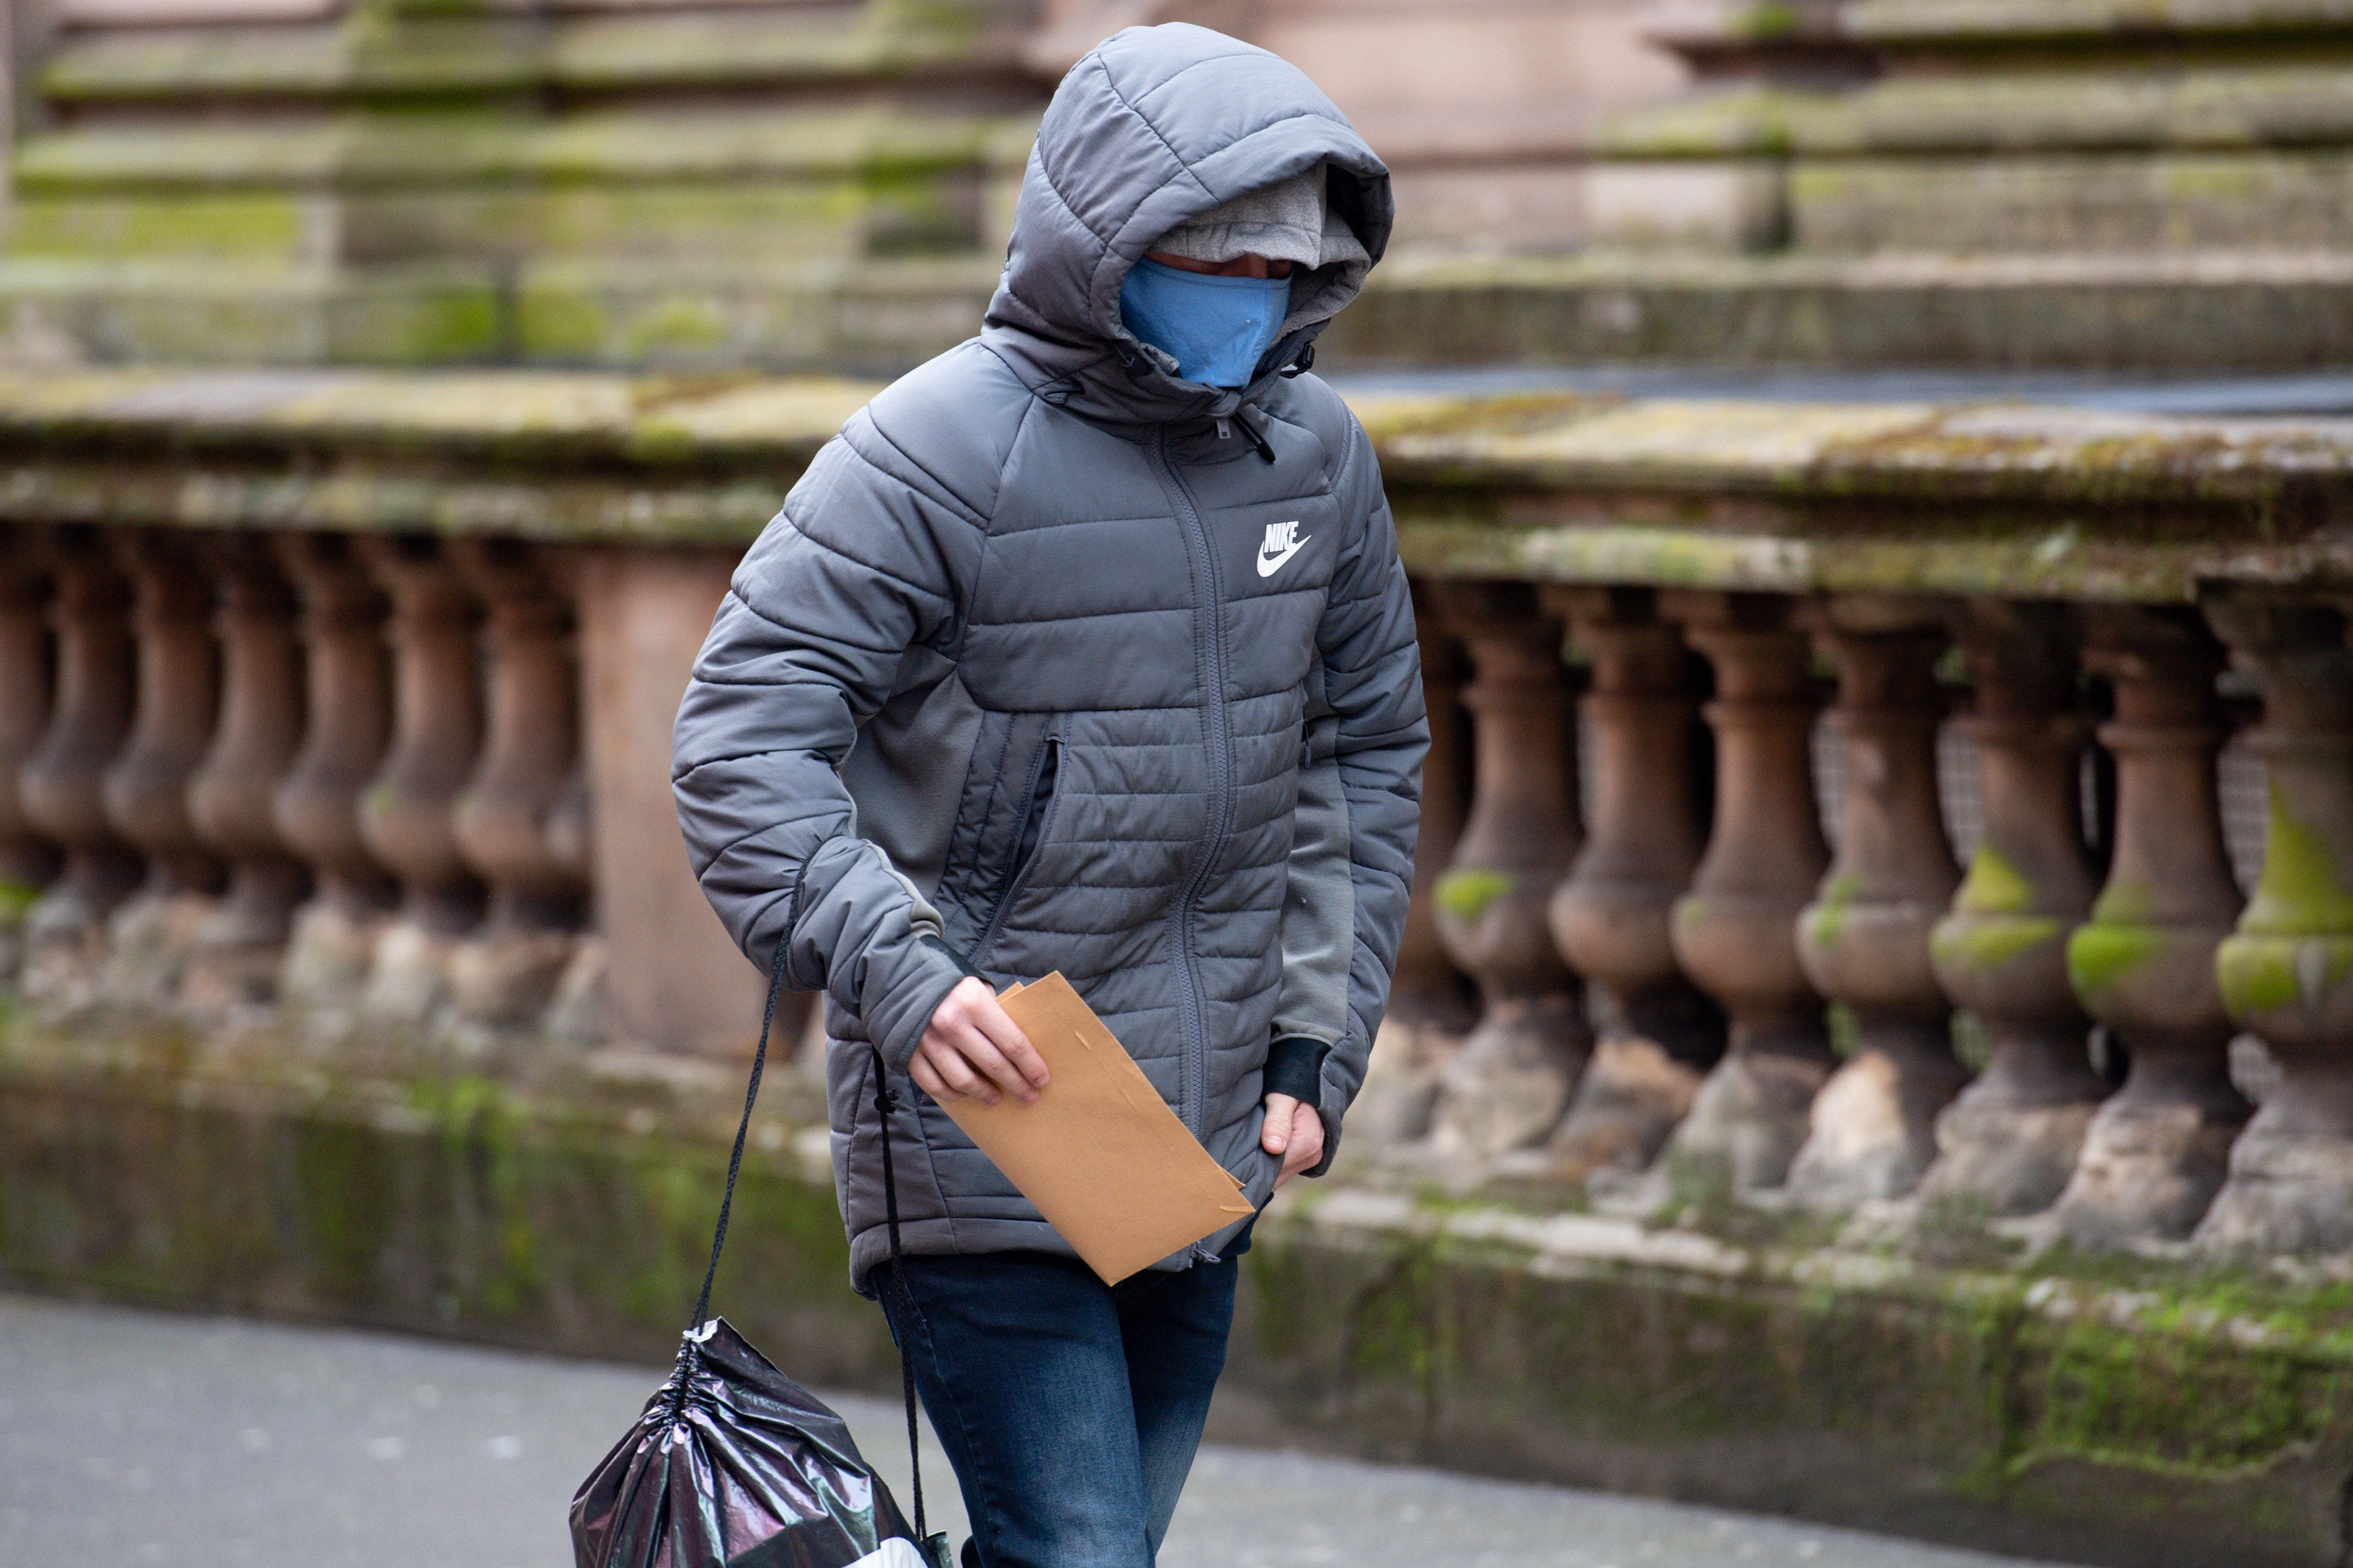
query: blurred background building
[{"left": 9, "top": 0, "right": 2350, "bottom": 372}]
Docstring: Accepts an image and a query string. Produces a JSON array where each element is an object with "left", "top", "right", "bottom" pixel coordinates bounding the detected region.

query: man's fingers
[
  {"left": 920, "top": 1035, "right": 997, "bottom": 1104},
  {"left": 1271, "top": 1104, "right": 1324, "bottom": 1189},
  {"left": 968, "top": 995, "right": 1049, "bottom": 1089},
  {"left": 948, "top": 1020, "right": 1038, "bottom": 1103},
  {"left": 1290, "top": 1108, "right": 1325, "bottom": 1168},
  {"left": 908, "top": 1051, "right": 953, "bottom": 1101},
  {"left": 1262, "top": 1093, "right": 1297, "bottom": 1155}
]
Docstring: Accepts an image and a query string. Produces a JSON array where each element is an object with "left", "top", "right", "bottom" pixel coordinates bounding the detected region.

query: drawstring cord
[
  {"left": 1234, "top": 408, "right": 1277, "bottom": 462},
  {"left": 664, "top": 938, "right": 936, "bottom": 1551},
  {"left": 668, "top": 942, "right": 790, "bottom": 1423},
  {"left": 869, "top": 1044, "right": 932, "bottom": 1544}
]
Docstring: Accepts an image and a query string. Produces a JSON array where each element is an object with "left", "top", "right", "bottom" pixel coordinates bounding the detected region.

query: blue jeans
[{"left": 877, "top": 1249, "right": 1240, "bottom": 1568}]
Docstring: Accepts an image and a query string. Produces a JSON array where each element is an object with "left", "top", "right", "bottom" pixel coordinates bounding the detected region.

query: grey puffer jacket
[{"left": 672, "top": 22, "right": 1426, "bottom": 1292}]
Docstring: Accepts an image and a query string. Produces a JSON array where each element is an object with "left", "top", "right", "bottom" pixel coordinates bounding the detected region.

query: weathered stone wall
[
  {"left": 13, "top": 1012, "right": 2353, "bottom": 1568},
  {"left": 0, "top": 0, "right": 1040, "bottom": 369},
  {"left": 22, "top": 0, "right": 2353, "bottom": 370},
  {"left": 1, "top": 370, "right": 2352, "bottom": 1560}
]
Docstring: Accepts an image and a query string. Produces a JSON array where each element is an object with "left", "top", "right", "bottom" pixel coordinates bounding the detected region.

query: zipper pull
[{"left": 1215, "top": 416, "right": 1232, "bottom": 441}]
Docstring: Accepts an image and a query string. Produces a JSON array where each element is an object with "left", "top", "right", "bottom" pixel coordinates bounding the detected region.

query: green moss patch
[
  {"left": 2067, "top": 919, "right": 2170, "bottom": 1000},
  {"left": 1956, "top": 842, "right": 2039, "bottom": 916},
  {"left": 1435, "top": 868, "right": 1512, "bottom": 923},
  {"left": 2243, "top": 792, "right": 2353, "bottom": 939},
  {"left": 1933, "top": 912, "right": 2064, "bottom": 975},
  {"left": 1800, "top": 872, "right": 1862, "bottom": 952}
]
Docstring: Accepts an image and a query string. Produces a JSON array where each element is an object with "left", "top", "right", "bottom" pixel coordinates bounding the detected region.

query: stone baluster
[
  {"left": 1353, "top": 599, "right": 1478, "bottom": 1144},
  {"left": 1785, "top": 601, "right": 1967, "bottom": 1208},
  {"left": 186, "top": 538, "right": 311, "bottom": 1010},
  {"left": 1544, "top": 585, "right": 1722, "bottom": 1180},
  {"left": 2196, "top": 599, "right": 2353, "bottom": 1254},
  {"left": 538, "top": 757, "right": 604, "bottom": 1046},
  {"left": 447, "top": 538, "right": 586, "bottom": 1028},
  {"left": 1428, "top": 581, "right": 1588, "bottom": 1159},
  {"left": 99, "top": 530, "right": 226, "bottom": 1003},
  {"left": 273, "top": 535, "right": 397, "bottom": 1008},
  {"left": 19, "top": 531, "right": 141, "bottom": 989},
  {"left": 2048, "top": 606, "right": 2249, "bottom": 1246},
  {"left": 0, "top": 554, "right": 57, "bottom": 977},
  {"left": 1915, "top": 602, "right": 2108, "bottom": 1214},
  {"left": 1658, "top": 591, "right": 1833, "bottom": 1193},
  {"left": 356, "top": 536, "right": 486, "bottom": 1024}
]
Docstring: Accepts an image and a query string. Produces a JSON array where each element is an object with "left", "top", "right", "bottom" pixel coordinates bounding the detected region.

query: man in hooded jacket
[{"left": 672, "top": 22, "right": 1425, "bottom": 1567}]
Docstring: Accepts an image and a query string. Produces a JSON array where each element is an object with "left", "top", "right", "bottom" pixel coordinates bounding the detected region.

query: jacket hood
[{"left": 981, "top": 24, "right": 1393, "bottom": 427}]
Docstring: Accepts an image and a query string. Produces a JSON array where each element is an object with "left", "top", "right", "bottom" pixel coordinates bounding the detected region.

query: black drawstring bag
[{"left": 571, "top": 957, "right": 957, "bottom": 1568}]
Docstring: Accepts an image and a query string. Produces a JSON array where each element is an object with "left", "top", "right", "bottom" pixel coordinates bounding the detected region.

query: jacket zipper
[
  {"left": 1150, "top": 427, "right": 1236, "bottom": 1196},
  {"left": 973, "top": 734, "right": 1060, "bottom": 966}
]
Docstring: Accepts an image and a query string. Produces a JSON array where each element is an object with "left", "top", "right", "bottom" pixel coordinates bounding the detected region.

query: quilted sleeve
[
  {"left": 672, "top": 411, "right": 985, "bottom": 1071},
  {"left": 1271, "top": 408, "right": 1427, "bottom": 1173}
]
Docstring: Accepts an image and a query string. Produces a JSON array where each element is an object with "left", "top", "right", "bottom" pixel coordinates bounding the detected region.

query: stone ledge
[
  {"left": 14, "top": 249, "right": 2353, "bottom": 372},
  {"left": 0, "top": 367, "right": 2348, "bottom": 593},
  {"left": 38, "top": 1, "right": 1022, "bottom": 104},
  {"left": 1333, "top": 248, "right": 2353, "bottom": 372},
  {"left": 8, "top": 1029, "right": 2353, "bottom": 1568},
  {"left": 4, "top": 364, "right": 2353, "bottom": 493},
  {"left": 1599, "top": 69, "right": 2353, "bottom": 160},
  {"left": 13, "top": 110, "right": 1039, "bottom": 193},
  {"left": 0, "top": 257, "right": 1006, "bottom": 368},
  {"left": 1841, "top": 0, "right": 2353, "bottom": 45}
]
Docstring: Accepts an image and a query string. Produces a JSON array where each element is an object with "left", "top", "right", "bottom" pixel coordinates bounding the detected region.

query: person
[{"left": 672, "top": 22, "right": 1425, "bottom": 1568}]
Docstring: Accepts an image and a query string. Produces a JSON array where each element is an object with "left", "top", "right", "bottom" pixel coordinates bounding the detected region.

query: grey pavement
[{"left": 0, "top": 1291, "right": 2081, "bottom": 1568}]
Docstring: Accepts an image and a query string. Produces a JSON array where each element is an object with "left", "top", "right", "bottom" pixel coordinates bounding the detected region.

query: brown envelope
[{"left": 938, "top": 972, "right": 1255, "bottom": 1285}]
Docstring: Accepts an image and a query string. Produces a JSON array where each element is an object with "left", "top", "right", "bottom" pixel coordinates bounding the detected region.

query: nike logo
[{"left": 1256, "top": 520, "right": 1311, "bottom": 578}]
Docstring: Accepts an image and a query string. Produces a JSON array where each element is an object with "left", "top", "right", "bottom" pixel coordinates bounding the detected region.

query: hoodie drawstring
[
  {"left": 1234, "top": 408, "right": 1277, "bottom": 463},
  {"left": 1213, "top": 413, "right": 1273, "bottom": 461}
]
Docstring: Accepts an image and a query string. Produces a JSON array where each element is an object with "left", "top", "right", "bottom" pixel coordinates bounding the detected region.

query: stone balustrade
[{"left": 0, "top": 370, "right": 2348, "bottom": 1264}]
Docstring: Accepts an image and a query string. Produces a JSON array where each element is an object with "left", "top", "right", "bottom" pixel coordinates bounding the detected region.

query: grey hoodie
[{"left": 672, "top": 22, "right": 1426, "bottom": 1292}]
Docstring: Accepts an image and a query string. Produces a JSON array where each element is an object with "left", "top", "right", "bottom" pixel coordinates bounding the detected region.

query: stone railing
[
  {"left": 0, "top": 370, "right": 890, "bottom": 1062},
  {"left": 2, "top": 371, "right": 2350, "bottom": 1265},
  {"left": 1370, "top": 397, "right": 2353, "bottom": 1258}
]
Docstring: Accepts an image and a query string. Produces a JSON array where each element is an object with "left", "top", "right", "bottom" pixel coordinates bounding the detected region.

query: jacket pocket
[{"left": 975, "top": 733, "right": 1060, "bottom": 962}]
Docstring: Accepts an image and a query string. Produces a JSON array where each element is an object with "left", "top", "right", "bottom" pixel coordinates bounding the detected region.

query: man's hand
[
  {"left": 911, "top": 977, "right": 1050, "bottom": 1106},
  {"left": 1262, "top": 1093, "right": 1325, "bottom": 1189}
]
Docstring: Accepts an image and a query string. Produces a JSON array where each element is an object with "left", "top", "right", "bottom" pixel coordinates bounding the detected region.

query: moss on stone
[
  {"left": 1801, "top": 872, "right": 1861, "bottom": 950},
  {"left": 1435, "top": 868, "right": 1512, "bottom": 923},
  {"left": 515, "top": 283, "right": 609, "bottom": 361},
  {"left": 9, "top": 194, "right": 311, "bottom": 263},
  {"left": 0, "top": 881, "right": 42, "bottom": 922},
  {"left": 2067, "top": 917, "right": 2169, "bottom": 999},
  {"left": 1956, "top": 842, "right": 2038, "bottom": 915},
  {"left": 18, "top": 1002, "right": 2353, "bottom": 1565},
  {"left": 2217, "top": 932, "right": 2353, "bottom": 1020},
  {"left": 2088, "top": 875, "right": 2157, "bottom": 929},
  {"left": 2242, "top": 791, "right": 2353, "bottom": 938},
  {"left": 1592, "top": 87, "right": 1814, "bottom": 160},
  {"left": 1933, "top": 913, "right": 2064, "bottom": 975}
]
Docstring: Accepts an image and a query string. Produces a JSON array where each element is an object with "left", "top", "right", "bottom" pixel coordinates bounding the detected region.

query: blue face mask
[{"left": 1118, "top": 258, "right": 1289, "bottom": 388}]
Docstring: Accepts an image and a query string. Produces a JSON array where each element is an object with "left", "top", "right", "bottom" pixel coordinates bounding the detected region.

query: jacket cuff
[
  {"left": 867, "top": 939, "right": 969, "bottom": 1075},
  {"left": 1303, "top": 1114, "right": 1340, "bottom": 1180},
  {"left": 1263, "top": 1034, "right": 1330, "bottom": 1108},
  {"left": 1302, "top": 1045, "right": 1352, "bottom": 1179}
]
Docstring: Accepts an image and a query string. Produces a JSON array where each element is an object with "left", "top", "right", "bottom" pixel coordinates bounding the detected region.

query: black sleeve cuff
[{"left": 1263, "top": 1035, "right": 1330, "bottom": 1109}]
